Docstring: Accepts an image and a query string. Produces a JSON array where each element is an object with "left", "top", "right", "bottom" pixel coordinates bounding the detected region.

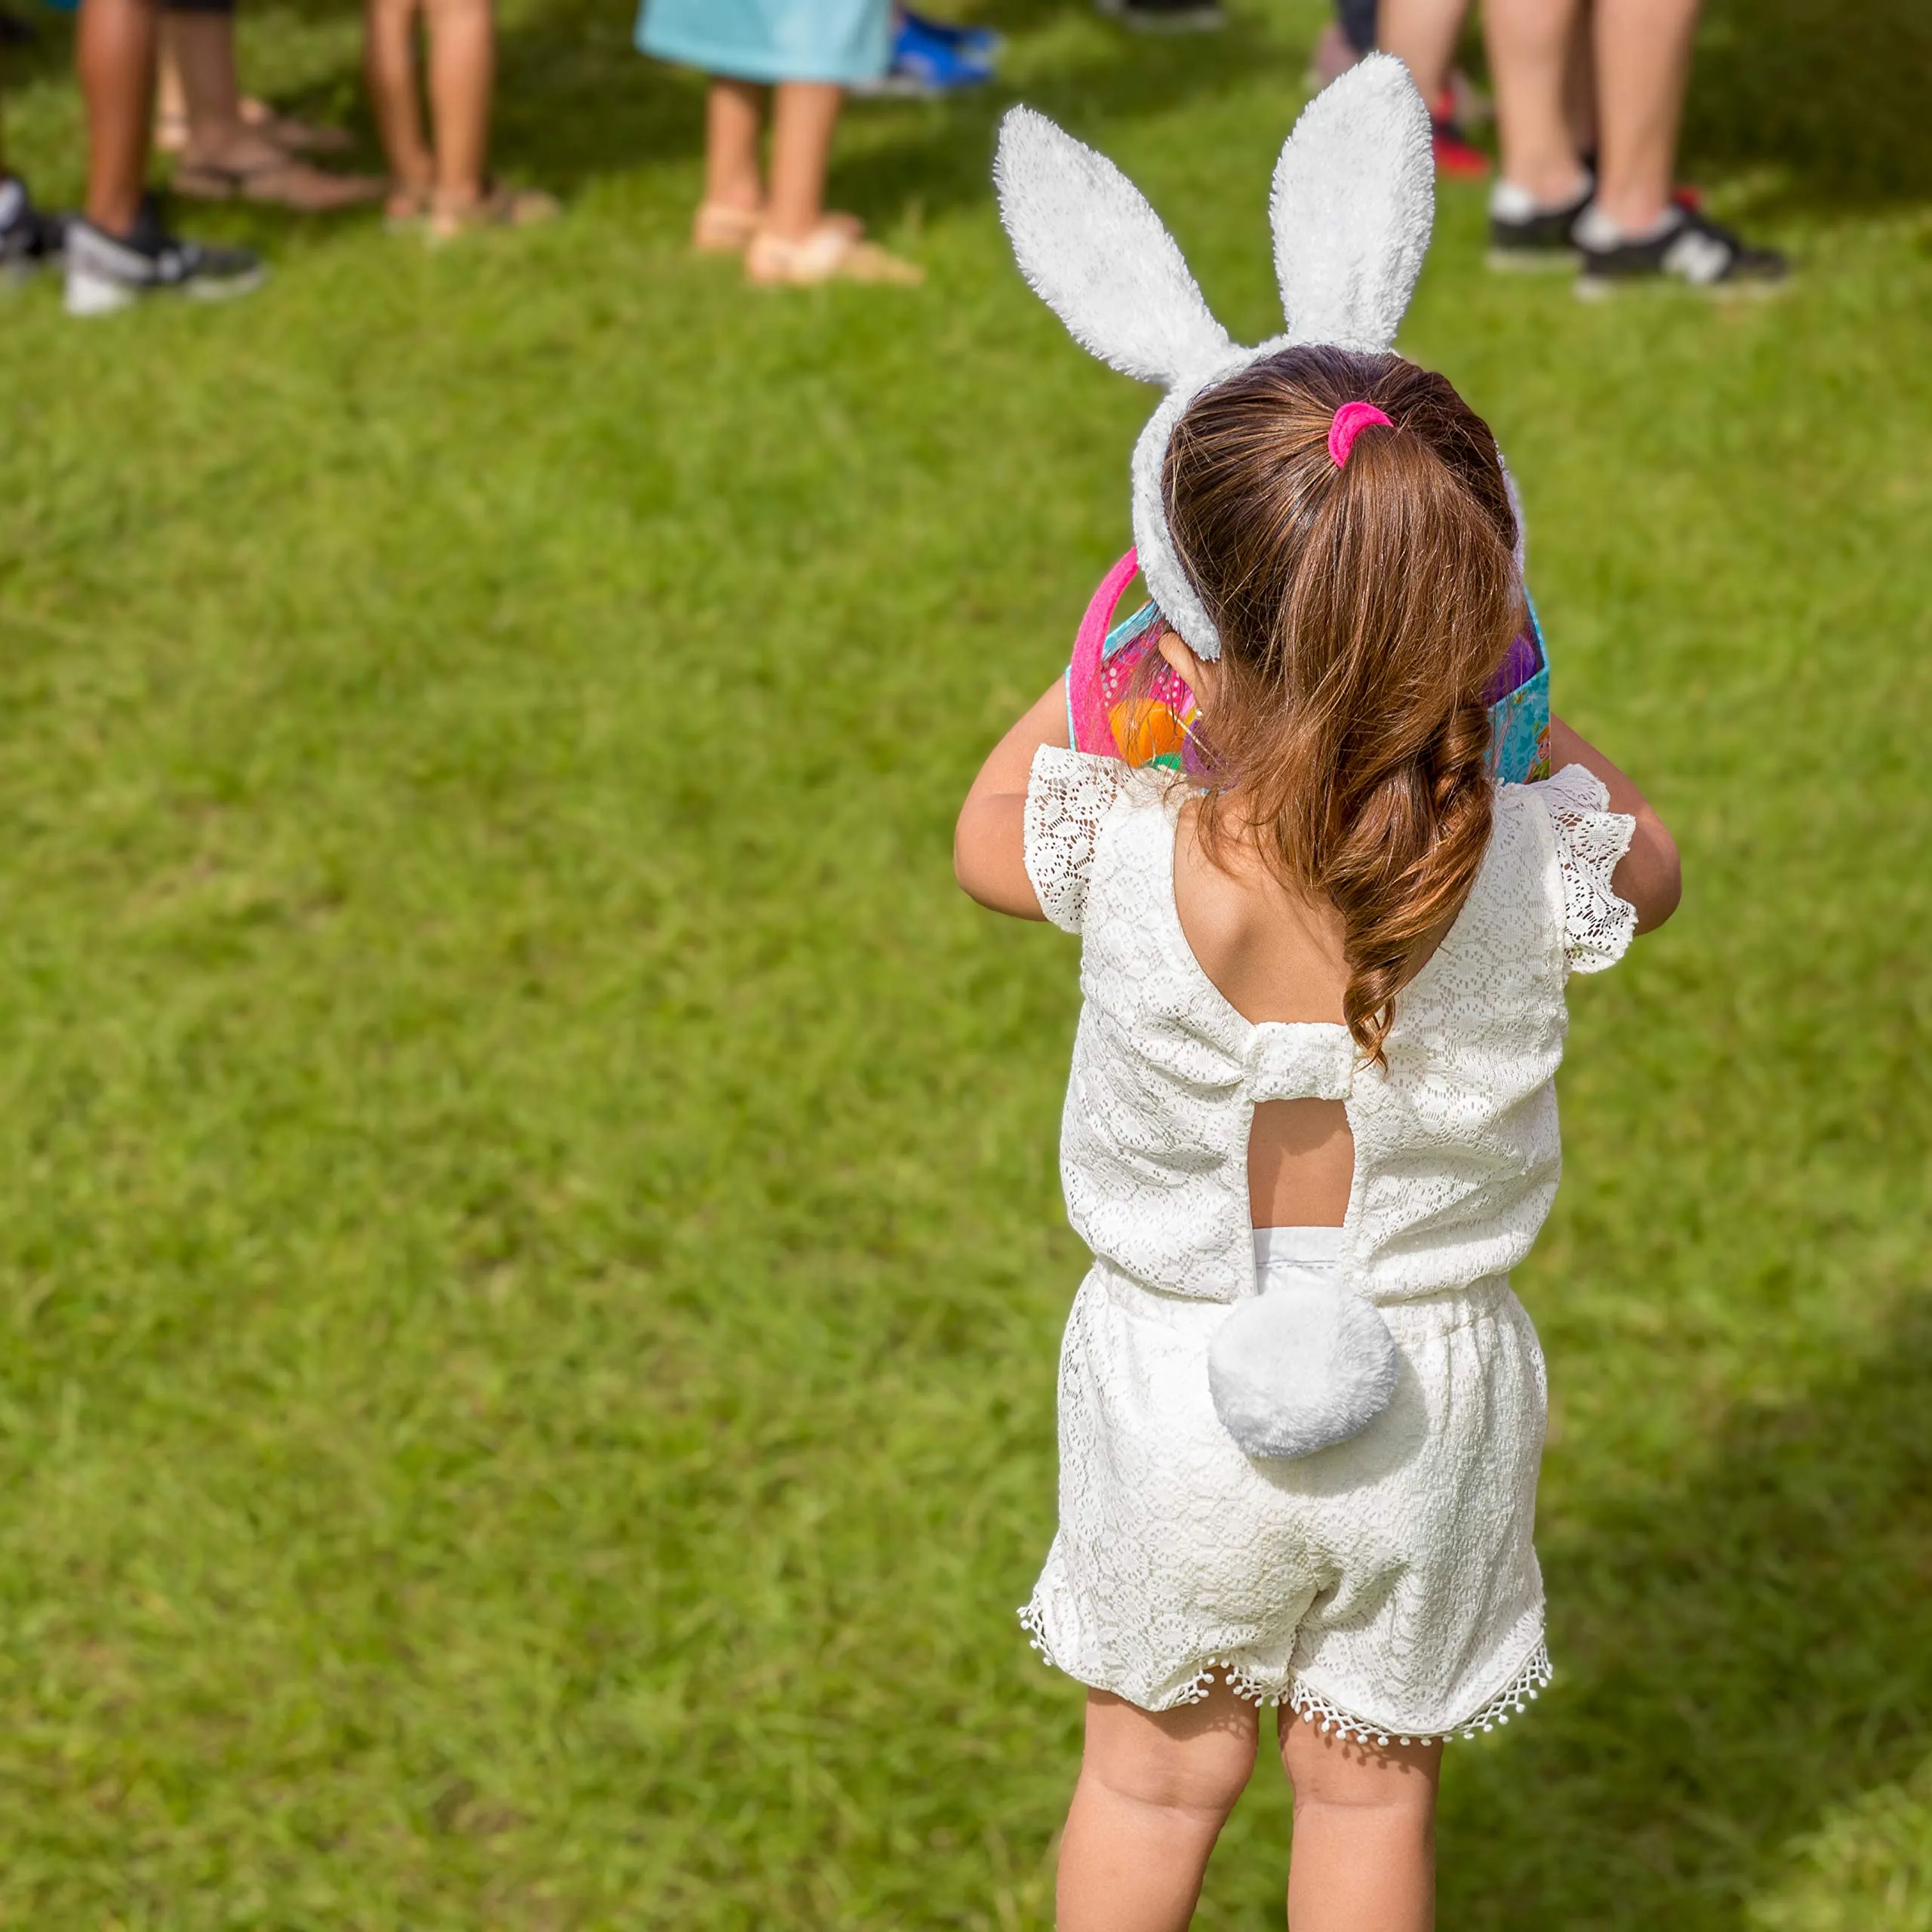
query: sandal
[
  {"left": 744, "top": 220, "right": 922, "bottom": 287},
  {"left": 172, "top": 152, "right": 384, "bottom": 212},
  {"left": 426, "top": 181, "right": 559, "bottom": 242}
]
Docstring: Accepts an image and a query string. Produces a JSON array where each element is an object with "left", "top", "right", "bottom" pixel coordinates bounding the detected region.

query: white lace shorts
[{"left": 1020, "top": 1232, "right": 1553, "bottom": 1743}]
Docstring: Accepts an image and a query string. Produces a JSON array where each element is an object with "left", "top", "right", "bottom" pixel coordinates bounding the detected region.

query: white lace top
[
  {"left": 1014, "top": 749, "right": 1640, "bottom": 1731},
  {"left": 1023, "top": 749, "right": 1638, "bottom": 1309}
]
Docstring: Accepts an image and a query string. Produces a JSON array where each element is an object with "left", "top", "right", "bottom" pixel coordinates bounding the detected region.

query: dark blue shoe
[{"left": 901, "top": 7, "right": 1002, "bottom": 58}]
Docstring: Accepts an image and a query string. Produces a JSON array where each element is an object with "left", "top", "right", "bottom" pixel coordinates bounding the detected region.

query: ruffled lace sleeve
[
  {"left": 1024, "top": 746, "right": 1131, "bottom": 934},
  {"left": 1527, "top": 764, "right": 1639, "bottom": 975}
]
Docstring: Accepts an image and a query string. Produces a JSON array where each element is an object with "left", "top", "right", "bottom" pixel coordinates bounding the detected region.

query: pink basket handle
[{"left": 1068, "top": 547, "right": 1141, "bottom": 755}]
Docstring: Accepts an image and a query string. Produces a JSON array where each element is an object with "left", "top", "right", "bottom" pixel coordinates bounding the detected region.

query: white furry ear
[
  {"left": 1272, "top": 54, "right": 1435, "bottom": 354},
  {"left": 995, "top": 106, "right": 1234, "bottom": 389}
]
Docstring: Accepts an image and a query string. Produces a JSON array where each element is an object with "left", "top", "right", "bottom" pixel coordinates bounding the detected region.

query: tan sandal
[
  {"left": 744, "top": 220, "right": 922, "bottom": 287},
  {"left": 426, "top": 182, "right": 560, "bottom": 243}
]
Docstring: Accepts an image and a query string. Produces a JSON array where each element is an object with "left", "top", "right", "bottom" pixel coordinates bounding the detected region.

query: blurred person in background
[
  {"left": 638, "top": 0, "right": 921, "bottom": 285},
  {"left": 1482, "top": 0, "right": 1786, "bottom": 291},
  {"left": 365, "top": 0, "right": 556, "bottom": 236},
  {"left": 63, "top": 0, "right": 264, "bottom": 313},
  {"left": 154, "top": 0, "right": 380, "bottom": 208}
]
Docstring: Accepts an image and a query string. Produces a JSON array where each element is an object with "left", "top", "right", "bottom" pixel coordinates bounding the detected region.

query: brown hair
[{"left": 1161, "top": 344, "right": 1521, "bottom": 1063}]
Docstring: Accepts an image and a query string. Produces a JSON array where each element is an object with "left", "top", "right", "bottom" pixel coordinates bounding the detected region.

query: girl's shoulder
[{"left": 1022, "top": 746, "right": 1174, "bottom": 935}]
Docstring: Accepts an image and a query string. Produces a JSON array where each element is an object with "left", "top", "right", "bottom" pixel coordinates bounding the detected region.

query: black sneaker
[
  {"left": 1576, "top": 206, "right": 1787, "bottom": 299},
  {"left": 64, "top": 195, "right": 265, "bottom": 318},
  {"left": 0, "top": 174, "right": 66, "bottom": 283},
  {"left": 1096, "top": 0, "right": 1226, "bottom": 32},
  {"left": 1487, "top": 178, "right": 1592, "bottom": 273}
]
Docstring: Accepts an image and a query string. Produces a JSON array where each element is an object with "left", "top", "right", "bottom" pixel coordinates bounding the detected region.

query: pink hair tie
[{"left": 1328, "top": 401, "right": 1393, "bottom": 469}]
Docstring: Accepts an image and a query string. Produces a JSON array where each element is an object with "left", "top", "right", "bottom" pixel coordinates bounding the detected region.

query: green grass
[{"left": 2, "top": 0, "right": 1931, "bottom": 1924}]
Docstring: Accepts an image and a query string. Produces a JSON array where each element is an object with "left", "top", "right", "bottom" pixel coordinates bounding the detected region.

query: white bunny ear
[
  {"left": 995, "top": 106, "right": 1234, "bottom": 389},
  {"left": 1271, "top": 54, "right": 1435, "bottom": 353}
]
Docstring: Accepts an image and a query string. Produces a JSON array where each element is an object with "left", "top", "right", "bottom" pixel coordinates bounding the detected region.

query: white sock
[
  {"left": 0, "top": 177, "right": 25, "bottom": 231},
  {"left": 1573, "top": 201, "right": 1684, "bottom": 251},
  {"left": 1489, "top": 171, "right": 1593, "bottom": 223}
]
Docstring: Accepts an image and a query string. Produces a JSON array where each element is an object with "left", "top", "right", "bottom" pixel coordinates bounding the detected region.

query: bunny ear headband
[{"left": 995, "top": 54, "right": 1458, "bottom": 661}]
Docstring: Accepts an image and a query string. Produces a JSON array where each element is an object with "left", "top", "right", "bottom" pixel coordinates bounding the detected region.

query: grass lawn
[{"left": 2, "top": 0, "right": 1931, "bottom": 1924}]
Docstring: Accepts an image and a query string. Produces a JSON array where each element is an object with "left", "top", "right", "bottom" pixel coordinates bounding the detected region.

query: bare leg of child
[
  {"left": 704, "top": 78, "right": 764, "bottom": 219},
  {"left": 364, "top": 0, "right": 433, "bottom": 217},
  {"left": 1279, "top": 1712, "right": 1441, "bottom": 1932},
  {"left": 1055, "top": 1681, "right": 1258, "bottom": 1932},
  {"left": 423, "top": 0, "right": 491, "bottom": 214},
  {"left": 764, "top": 78, "right": 841, "bottom": 242}
]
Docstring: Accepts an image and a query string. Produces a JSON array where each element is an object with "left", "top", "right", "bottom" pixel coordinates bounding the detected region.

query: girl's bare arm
[
  {"left": 953, "top": 680, "right": 1071, "bottom": 920},
  {"left": 1548, "top": 715, "right": 1682, "bottom": 935}
]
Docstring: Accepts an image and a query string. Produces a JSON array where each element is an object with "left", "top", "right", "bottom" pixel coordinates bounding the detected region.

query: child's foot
[
  {"left": 238, "top": 97, "right": 354, "bottom": 155},
  {"left": 692, "top": 200, "right": 761, "bottom": 254},
  {"left": 1574, "top": 205, "right": 1788, "bottom": 298},
  {"left": 426, "top": 182, "right": 560, "bottom": 242},
  {"left": 385, "top": 181, "right": 432, "bottom": 231},
  {"left": 745, "top": 220, "right": 922, "bottom": 286}
]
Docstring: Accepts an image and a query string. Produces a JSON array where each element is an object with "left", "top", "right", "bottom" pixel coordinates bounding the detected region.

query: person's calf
[{"left": 1056, "top": 1684, "right": 1259, "bottom": 1932}]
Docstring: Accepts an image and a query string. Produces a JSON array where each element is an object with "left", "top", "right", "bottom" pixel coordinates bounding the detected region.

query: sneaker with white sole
[
  {"left": 1487, "top": 174, "right": 1592, "bottom": 272},
  {"left": 64, "top": 195, "right": 265, "bottom": 317},
  {"left": 1575, "top": 205, "right": 1787, "bottom": 299}
]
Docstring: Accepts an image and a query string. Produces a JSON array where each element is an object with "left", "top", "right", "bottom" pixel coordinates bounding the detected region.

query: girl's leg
[
  {"left": 1279, "top": 1713, "right": 1441, "bottom": 1932},
  {"left": 422, "top": 0, "right": 493, "bottom": 207},
  {"left": 1057, "top": 1681, "right": 1258, "bottom": 1932},
  {"left": 704, "top": 76, "right": 764, "bottom": 217},
  {"left": 764, "top": 78, "right": 842, "bottom": 242},
  {"left": 364, "top": 0, "right": 432, "bottom": 205},
  {"left": 1482, "top": 0, "right": 1589, "bottom": 202},
  {"left": 1589, "top": 0, "right": 1698, "bottom": 233}
]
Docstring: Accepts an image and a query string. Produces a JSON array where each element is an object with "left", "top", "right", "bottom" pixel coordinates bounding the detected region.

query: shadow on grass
[{"left": 1444, "top": 1289, "right": 1932, "bottom": 1928}]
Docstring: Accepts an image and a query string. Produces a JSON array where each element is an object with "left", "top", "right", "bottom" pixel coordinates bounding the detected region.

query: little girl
[{"left": 954, "top": 344, "right": 1680, "bottom": 1930}]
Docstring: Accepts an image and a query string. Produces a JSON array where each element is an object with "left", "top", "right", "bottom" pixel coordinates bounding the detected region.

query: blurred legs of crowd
[{"left": 1335, "top": 0, "right": 1786, "bottom": 294}]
